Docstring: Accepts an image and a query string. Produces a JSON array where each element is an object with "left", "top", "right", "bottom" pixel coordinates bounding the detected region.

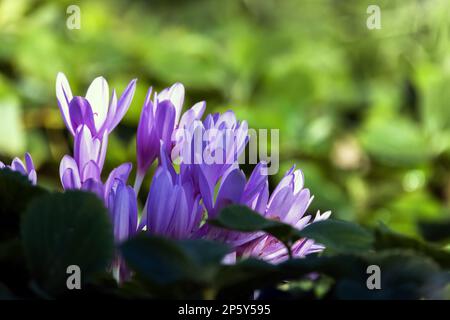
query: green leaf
[
  {"left": 374, "top": 225, "right": 450, "bottom": 269},
  {"left": 0, "top": 283, "right": 16, "bottom": 300},
  {"left": 210, "top": 205, "right": 374, "bottom": 254},
  {"left": 298, "top": 219, "right": 374, "bottom": 253},
  {"left": 121, "top": 235, "right": 229, "bottom": 295},
  {"left": 0, "top": 168, "right": 47, "bottom": 241},
  {"left": 331, "top": 251, "right": 445, "bottom": 300},
  {"left": 217, "top": 251, "right": 446, "bottom": 300},
  {"left": 21, "top": 191, "right": 114, "bottom": 296},
  {"left": 209, "top": 205, "right": 304, "bottom": 250},
  {"left": 418, "top": 219, "right": 450, "bottom": 243}
]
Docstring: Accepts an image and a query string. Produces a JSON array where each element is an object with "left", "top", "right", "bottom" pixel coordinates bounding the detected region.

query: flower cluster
[{"left": 0, "top": 73, "right": 331, "bottom": 281}]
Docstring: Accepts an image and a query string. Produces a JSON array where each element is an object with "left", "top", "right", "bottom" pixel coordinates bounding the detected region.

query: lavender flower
[
  {"left": 237, "top": 166, "right": 331, "bottom": 263},
  {"left": 97, "top": 162, "right": 138, "bottom": 284},
  {"left": 143, "top": 147, "right": 204, "bottom": 239},
  {"left": 197, "top": 162, "right": 269, "bottom": 247},
  {"left": 0, "top": 152, "right": 37, "bottom": 185},
  {"left": 60, "top": 133, "right": 138, "bottom": 244},
  {"left": 56, "top": 72, "right": 136, "bottom": 137},
  {"left": 53, "top": 74, "right": 331, "bottom": 272},
  {"left": 135, "top": 83, "right": 205, "bottom": 192},
  {"left": 59, "top": 125, "right": 108, "bottom": 192},
  {"left": 239, "top": 211, "right": 331, "bottom": 264},
  {"left": 196, "top": 162, "right": 331, "bottom": 263},
  {"left": 175, "top": 111, "right": 248, "bottom": 194}
]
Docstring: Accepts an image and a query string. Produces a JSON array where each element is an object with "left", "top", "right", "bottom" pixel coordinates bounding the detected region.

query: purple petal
[
  {"left": 81, "top": 160, "right": 101, "bottom": 182},
  {"left": 178, "top": 101, "right": 206, "bottom": 129},
  {"left": 136, "top": 89, "right": 158, "bottom": 174},
  {"left": 59, "top": 155, "right": 81, "bottom": 189},
  {"left": 154, "top": 100, "right": 176, "bottom": 148},
  {"left": 10, "top": 158, "right": 26, "bottom": 175},
  {"left": 82, "top": 178, "right": 105, "bottom": 199},
  {"left": 158, "top": 83, "right": 184, "bottom": 125},
  {"left": 214, "top": 168, "right": 246, "bottom": 216},
  {"left": 110, "top": 181, "right": 138, "bottom": 242},
  {"left": 145, "top": 168, "right": 176, "bottom": 235},
  {"left": 96, "top": 130, "right": 108, "bottom": 171},
  {"left": 170, "top": 185, "right": 189, "bottom": 239},
  {"left": 24, "top": 152, "right": 35, "bottom": 173},
  {"left": 56, "top": 72, "right": 74, "bottom": 135},
  {"left": 109, "top": 79, "right": 137, "bottom": 131},
  {"left": 68, "top": 96, "right": 96, "bottom": 135},
  {"left": 28, "top": 170, "right": 37, "bottom": 186},
  {"left": 104, "top": 162, "right": 132, "bottom": 202}
]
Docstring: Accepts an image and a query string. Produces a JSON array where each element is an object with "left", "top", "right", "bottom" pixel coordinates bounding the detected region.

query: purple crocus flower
[
  {"left": 107, "top": 174, "right": 138, "bottom": 282},
  {"left": 99, "top": 162, "right": 138, "bottom": 283},
  {"left": 175, "top": 111, "right": 248, "bottom": 195},
  {"left": 236, "top": 166, "right": 331, "bottom": 264},
  {"left": 238, "top": 211, "right": 331, "bottom": 264},
  {"left": 135, "top": 83, "right": 205, "bottom": 192},
  {"left": 143, "top": 146, "right": 204, "bottom": 239},
  {"left": 59, "top": 125, "right": 108, "bottom": 191},
  {"left": 197, "top": 162, "right": 331, "bottom": 263},
  {"left": 0, "top": 152, "right": 37, "bottom": 185},
  {"left": 56, "top": 72, "right": 136, "bottom": 137},
  {"left": 197, "top": 162, "right": 269, "bottom": 247}
]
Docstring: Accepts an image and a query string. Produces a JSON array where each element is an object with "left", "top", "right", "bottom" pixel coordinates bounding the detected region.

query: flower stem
[{"left": 134, "top": 171, "right": 145, "bottom": 195}]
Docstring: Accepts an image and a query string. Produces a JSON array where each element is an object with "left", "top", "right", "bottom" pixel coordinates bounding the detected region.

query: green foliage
[
  {"left": 0, "top": 177, "right": 447, "bottom": 300},
  {"left": 0, "top": 169, "right": 46, "bottom": 241},
  {"left": 21, "top": 191, "right": 114, "bottom": 297},
  {"left": 0, "top": 0, "right": 449, "bottom": 300},
  {"left": 211, "top": 205, "right": 374, "bottom": 254},
  {"left": 121, "top": 235, "right": 229, "bottom": 298}
]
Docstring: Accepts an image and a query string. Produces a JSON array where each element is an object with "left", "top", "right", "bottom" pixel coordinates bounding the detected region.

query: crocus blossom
[
  {"left": 107, "top": 180, "right": 137, "bottom": 242},
  {"left": 0, "top": 152, "right": 37, "bottom": 185},
  {"left": 143, "top": 147, "right": 204, "bottom": 239},
  {"left": 135, "top": 83, "right": 205, "bottom": 192},
  {"left": 102, "top": 163, "right": 137, "bottom": 282},
  {"left": 237, "top": 166, "right": 331, "bottom": 263},
  {"left": 196, "top": 162, "right": 269, "bottom": 247},
  {"left": 56, "top": 72, "right": 136, "bottom": 137},
  {"left": 238, "top": 211, "right": 332, "bottom": 264},
  {"left": 53, "top": 73, "right": 331, "bottom": 276},
  {"left": 175, "top": 111, "right": 248, "bottom": 194},
  {"left": 60, "top": 125, "right": 108, "bottom": 191}
]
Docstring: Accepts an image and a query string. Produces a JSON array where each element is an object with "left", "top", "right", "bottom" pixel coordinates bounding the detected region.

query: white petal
[
  {"left": 56, "top": 72, "right": 74, "bottom": 134},
  {"left": 85, "top": 76, "right": 109, "bottom": 131}
]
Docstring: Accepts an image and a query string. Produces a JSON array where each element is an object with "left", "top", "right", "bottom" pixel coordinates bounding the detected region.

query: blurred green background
[{"left": 0, "top": 0, "right": 449, "bottom": 237}]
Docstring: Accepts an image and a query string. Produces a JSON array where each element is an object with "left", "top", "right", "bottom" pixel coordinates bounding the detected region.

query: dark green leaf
[
  {"left": 298, "top": 219, "right": 374, "bottom": 253},
  {"left": 210, "top": 205, "right": 374, "bottom": 254},
  {"left": 419, "top": 219, "right": 450, "bottom": 242},
  {"left": 0, "top": 169, "right": 47, "bottom": 241},
  {"left": 374, "top": 225, "right": 450, "bottom": 269},
  {"left": 217, "top": 250, "right": 447, "bottom": 300},
  {"left": 21, "top": 191, "right": 114, "bottom": 296},
  {"left": 121, "top": 235, "right": 229, "bottom": 291},
  {"left": 209, "top": 205, "right": 304, "bottom": 249}
]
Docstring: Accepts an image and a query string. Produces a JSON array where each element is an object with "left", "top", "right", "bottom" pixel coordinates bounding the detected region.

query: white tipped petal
[
  {"left": 85, "top": 76, "right": 109, "bottom": 131},
  {"left": 56, "top": 72, "right": 74, "bottom": 134}
]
